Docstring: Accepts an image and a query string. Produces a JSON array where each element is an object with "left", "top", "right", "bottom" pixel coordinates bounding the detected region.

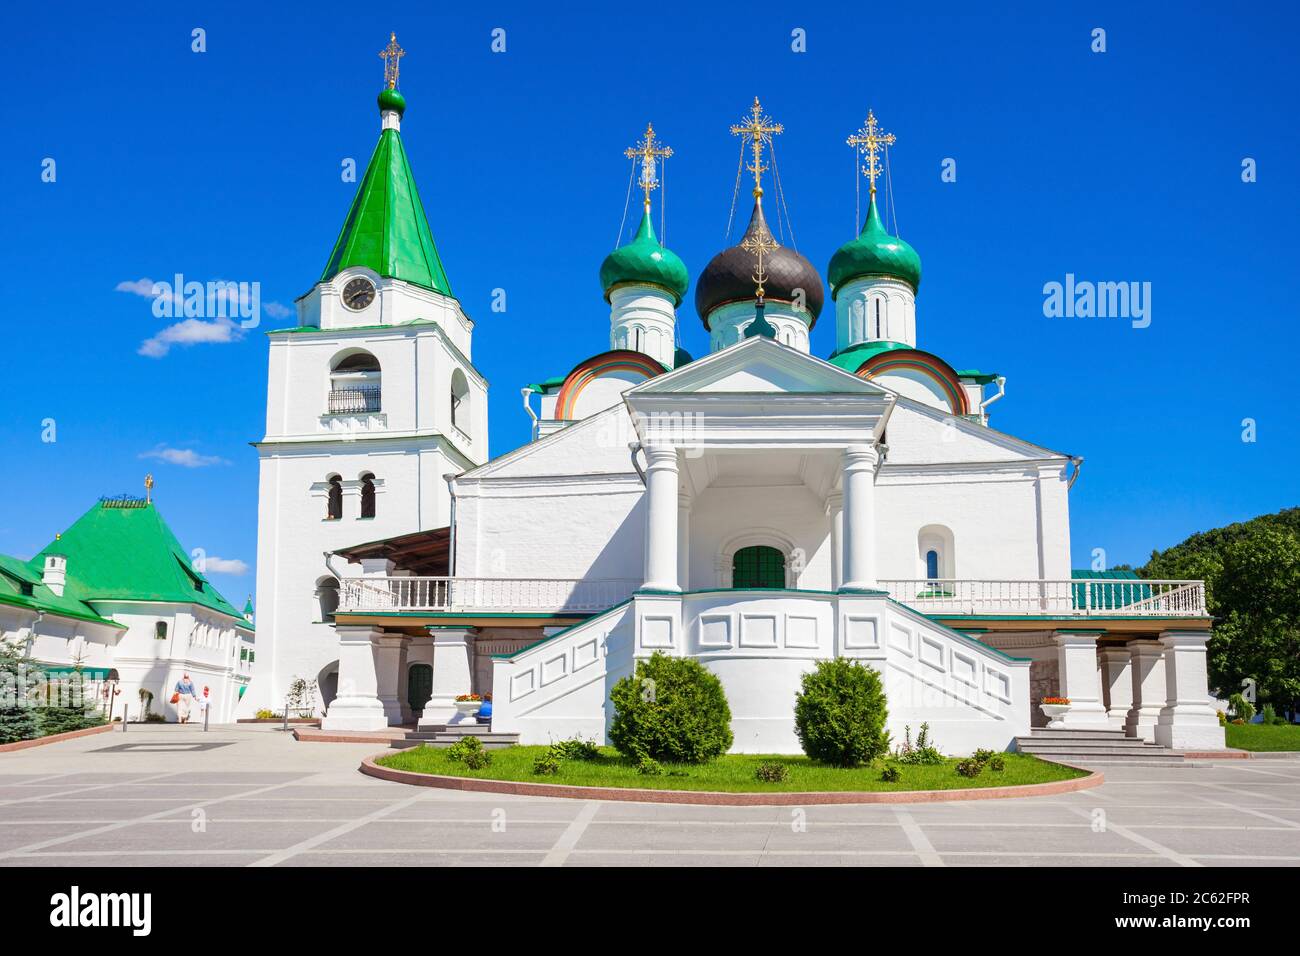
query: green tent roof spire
[{"left": 320, "top": 57, "right": 453, "bottom": 296}]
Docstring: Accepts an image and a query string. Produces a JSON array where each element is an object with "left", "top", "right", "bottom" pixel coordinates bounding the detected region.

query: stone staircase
[
  {"left": 1014, "top": 727, "right": 1185, "bottom": 765},
  {"left": 389, "top": 723, "right": 520, "bottom": 750}
]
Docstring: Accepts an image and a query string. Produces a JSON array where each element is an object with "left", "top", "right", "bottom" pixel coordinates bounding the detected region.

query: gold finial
[
  {"left": 379, "top": 32, "right": 405, "bottom": 90},
  {"left": 731, "top": 97, "right": 784, "bottom": 198},
  {"left": 740, "top": 217, "right": 780, "bottom": 299},
  {"left": 624, "top": 123, "right": 673, "bottom": 210},
  {"left": 846, "top": 109, "right": 896, "bottom": 197},
  {"left": 144, "top": 474, "right": 154, "bottom": 504}
]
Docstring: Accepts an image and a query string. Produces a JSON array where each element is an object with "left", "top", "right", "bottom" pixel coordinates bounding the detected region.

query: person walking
[{"left": 174, "top": 673, "right": 198, "bottom": 723}]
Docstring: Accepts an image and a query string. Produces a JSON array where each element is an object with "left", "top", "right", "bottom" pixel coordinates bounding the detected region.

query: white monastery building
[
  {"left": 0, "top": 489, "right": 255, "bottom": 723},
  {"left": 239, "top": 42, "right": 1226, "bottom": 756}
]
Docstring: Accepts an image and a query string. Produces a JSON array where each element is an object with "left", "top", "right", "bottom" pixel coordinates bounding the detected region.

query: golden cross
[
  {"left": 740, "top": 219, "right": 779, "bottom": 298},
  {"left": 144, "top": 474, "right": 154, "bottom": 504},
  {"left": 731, "top": 97, "right": 784, "bottom": 197},
  {"left": 623, "top": 123, "right": 673, "bottom": 208},
  {"left": 846, "top": 109, "right": 896, "bottom": 196},
  {"left": 379, "top": 32, "right": 405, "bottom": 90}
]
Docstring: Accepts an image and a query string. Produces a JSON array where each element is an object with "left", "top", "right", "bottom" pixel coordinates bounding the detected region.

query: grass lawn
[
  {"left": 1224, "top": 722, "right": 1300, "bottom": 752},
  {"left": 377, "top": 745, "right": 1087, "bottom": 793}
]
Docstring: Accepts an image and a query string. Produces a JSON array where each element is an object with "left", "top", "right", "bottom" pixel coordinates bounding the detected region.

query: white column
[
  {"left": 1100, "top": 647, "right": 1134, "bottom": 731},
  {"left": 1155, "top": 630, "right": 1225, "bottom": 750},
  {"left": 1052, "top": 630, "right": 1110, "bottom": 727},
  {"left": 826, "top": 492, "right": 843, "bottom": 591},
  {"left": 321, "top": 626, "right": 388, "bottom": 731},
  {"left": 677, "top": 491, "right": 692, "bottom": 591},
  {"left": 840, "top": 445, "right": 878, "bottom": 591},
  {"left": 374, "top": 635, "right": 407, "bottom": 725},
  {"left": 642, "top": 444, "right": 680, "bottom": 592},
  {"left": 419, "top": 626, "right": 476, "bottom": 727},
  {"left": 1125, "top": 640, "right": 1166, "bottom": 742}
]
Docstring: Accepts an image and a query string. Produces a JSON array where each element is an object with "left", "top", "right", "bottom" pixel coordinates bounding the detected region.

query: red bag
[{"left": 170, "top": 692, "right": 180, "bottom": 704}]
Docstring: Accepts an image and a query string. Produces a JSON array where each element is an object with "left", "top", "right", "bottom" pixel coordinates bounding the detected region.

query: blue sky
[{"left": 4, "top": 0, "right": 1297, "bottom": 603}]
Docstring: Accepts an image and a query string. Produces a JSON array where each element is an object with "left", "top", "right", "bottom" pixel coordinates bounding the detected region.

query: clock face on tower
[{"left": 341, "top": 277, "right": 376, "bottom": 311}]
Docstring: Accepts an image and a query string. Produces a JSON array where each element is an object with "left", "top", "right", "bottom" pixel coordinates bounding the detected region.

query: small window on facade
[
  {"left": 360, "top": 474, "right": 376, "bottom": 519},
  {"left": 925, "top": 549, "right": 940, "bottom": 581},
  {"left": 326, "top": 476, "right": 343, "bottom": 520},
  {"left": 155, "top": 621, "right": 168, "bottom": 640}
]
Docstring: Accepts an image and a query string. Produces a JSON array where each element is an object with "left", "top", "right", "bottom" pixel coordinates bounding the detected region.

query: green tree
[
  {"left": 0, "top": 638, "right": 42, "bottom": 744},
  {"left": 609, "top": 652, "right": 733, "bottom": 763},
  {"left": 794, "top": 658, "right": 891, "bottom": 766},
  {"left": 1142, "top": 511, "right": 1300, "bottom": 718}
]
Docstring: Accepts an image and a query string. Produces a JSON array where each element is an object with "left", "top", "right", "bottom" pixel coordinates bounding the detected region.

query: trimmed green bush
[
  {"left": 609, "top": 652, "right": 733, "bottom": 763},
  {"left": 794, "top": 658, "right": 890, "bottom": 767},
  {"left": 754, "top": 762, "right": 788, "bottom": 783},
  {"left": 445, "top": 736, "right": 491, "bottom": 769},
  {"left": 955, "top": 758, "right": 983, "bottom": 778},
  {"left": 532, "top": 752, "right": 561, "bottom": 775},
  {"left": 880, "top": 765, "right": 902, "bottom": 783},
  {"left": 550, "top": 736, "right": 600, "bottom": 761},
  {"left": 988, "top": 756, "right": 1005, "bottom": 772}
]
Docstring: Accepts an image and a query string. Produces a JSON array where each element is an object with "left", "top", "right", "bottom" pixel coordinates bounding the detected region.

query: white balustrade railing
[
  {"left": 875, "top": 578, "right": 1207, "bottom": 617},
  {"left": 338, "top": 576, "right": 641, "bottom": 613}
]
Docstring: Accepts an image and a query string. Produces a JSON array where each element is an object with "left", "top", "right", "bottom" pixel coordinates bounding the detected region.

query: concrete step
[
  {"left": 1026, "top": 728, "right": 1134, "bottom": 740},
  {"left": 1017, "top": 738, "right": 1152, "bottom": 751},
  {"left": 1019, "top": 745, "right": 1181, "bottom": 759}
]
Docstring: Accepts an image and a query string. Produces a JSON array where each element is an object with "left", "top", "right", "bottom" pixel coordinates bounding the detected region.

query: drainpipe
[
  {"left": 979, "top": 376, "right": 1007, "bottom": 419},
  {"left": 520, "top": 387, "right": 538, "bottom": 437},
  {"left": 27, "top": 610, "right": 43, "bottom": 657},
  {"left": 442, "top": 473, "right": 459, "bottom": 576},
  {"left": 628, "top": 441, "right": 646, "bottom": 486},
  {"left": 1067, "top": 455, "right": 1085, "bottom": 490}
]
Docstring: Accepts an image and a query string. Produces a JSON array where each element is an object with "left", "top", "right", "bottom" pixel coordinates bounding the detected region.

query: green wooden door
[
  {"left": 732, "top": 545, "right": 785, "bottom": 588},
  {"left": 408, "top": 664, "right": 433, "bottom": 713}
]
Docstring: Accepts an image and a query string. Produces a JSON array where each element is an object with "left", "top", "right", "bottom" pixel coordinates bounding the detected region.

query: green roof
[
  {"left": 826, "top": 339, "right": 912, "bottom": 373},
  {"left": 956, "top": 369, "right": 1001, "bottom": 384},
  {"left": 599, "top": 207, "right": 689, "bottom": 305},
  {"left": 827, "top": 193, "right": 922, "bottom": 297},
  {"left": 3, "top": 500, "right": 248, "bottom": 625},
  {"left": 320, "top": 92, "right": 453, "bottom": 295}
]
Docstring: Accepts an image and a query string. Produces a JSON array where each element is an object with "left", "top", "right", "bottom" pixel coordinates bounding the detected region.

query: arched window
[
  {"left": 328, "top": 351, "right": 382, "bottom": 414},
  {"left": 326, "top": 475, "right": 342, "bottom": 520},
  {"left": 926, "top": 549, "right": 940, "bottom": 581},
  {"left": 316, "top": 576, "right": 340, "bottom": 621},
  {"left": 450, "top": 369, "right": 470, "bottom": 433},
  {"left": 874, "top": 298, "right": 882, "bottom": 339},
  {"left": 731, "top": 545, "right": 786, "bottom": 589},
  {"left": 359, "top": 473, "right": 376, "bottom": 519},
  {"left": 918, "top": 525, "right": 955, "bottom": 586},
  {"left": 154, "top": 621, "right": 168, "bottom": 641}
]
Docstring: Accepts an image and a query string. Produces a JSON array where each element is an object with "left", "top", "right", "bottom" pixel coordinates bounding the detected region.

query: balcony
[
  {"left": 337, "top": 576, "right": 641, "bottom": 614},
  {"left": 875, "top": 579, "right": 1207, "bottom": 618},
  {"left": 335, "top": 576, "right": 1207, "bottom": 619},
  {"left": 327, "top": 385, "right": 381, "bottom": 415}
]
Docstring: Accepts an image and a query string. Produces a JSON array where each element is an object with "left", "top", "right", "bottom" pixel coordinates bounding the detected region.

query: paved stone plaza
[{"left": 0, "top": 725, "right": 1297, "bottom": 867}]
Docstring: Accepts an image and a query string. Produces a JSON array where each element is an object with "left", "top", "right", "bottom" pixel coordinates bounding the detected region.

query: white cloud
[
  {"left": 201, "top": 556, "right": 249, "bottom": 575},
  {"left": 139, "top": 445, "right": 230, "bottom": 468},
  {"left": 263, "top": 301, "right": 292, "bottom": 319},
  {"left": 116, "top": 277, "right": 162, "bottom": 297},
  {"left": 138, "top": 317, "right": 243, "bottom": 358}
]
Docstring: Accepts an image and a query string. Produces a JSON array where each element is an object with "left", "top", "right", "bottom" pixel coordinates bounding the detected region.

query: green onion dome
[
  {"left": 827, "top": 194, "right": 921, "bottom": 298},
  {"left": 600, "top": 207, "right": 690, "bottom": 305},
  {"left": 377, "top": 88, "right": 407, "bottom": 116}
]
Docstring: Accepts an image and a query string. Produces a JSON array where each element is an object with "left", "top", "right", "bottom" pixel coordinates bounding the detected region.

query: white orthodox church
[{"left": 240, "top": 41, "right": 1225, "bottom": 756}]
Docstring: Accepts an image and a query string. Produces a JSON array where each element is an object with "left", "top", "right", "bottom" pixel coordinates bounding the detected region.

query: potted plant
[
  {"left": 452, "top": 693, "right": 483, "bottom": 724},
  {"left": 1040, "top": 696, "right": 1070, "bottom": 729}
]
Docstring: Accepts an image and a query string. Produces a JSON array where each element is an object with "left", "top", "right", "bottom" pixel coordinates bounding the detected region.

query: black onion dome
[{"left": 694, "top": 200, "right": 824, "bottom": 329}]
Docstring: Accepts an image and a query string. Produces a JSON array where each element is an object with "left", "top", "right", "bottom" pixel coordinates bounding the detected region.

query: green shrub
[
  {"left": 1228, "top": 693, "right": 1256, "bottom": 723},
  {"left": 532, "top": 752, "right": 561, "bottom": 776},
  {"left": 446, "top": 735, "right": 491, "bottom": 769},
  {"left": 37, "top": 707, "right": 104, "bottom": 737},
  {"left": 636, "top": 755, "right": 664, "bottom": 776},
  {"left": 880, "top": 765, "right": 902, "bottom": 783},
  {"left": 955, "top": 758, "right": 983, "bottom": 778},
  {"left": 1261, "top": 703, "right": 1288, "bottom": 726},
  {"left": 143, "top": 711, "right": 167, "bottom": 723},
  {"left": 550, "top": 736, "right": 600, "bottom": 761},
  {"left": 895, "top": 723, "right": 944, "bottom": 765},
  {"left": 793, "top": 658, "right": 890, "bottom": 767},
  {"left": 754, "top": 762, "right": 788, "bottom": 783},
  {"left": 972, "top": 748, "right": 996, "bottom": 765},
  {"left": 609, "top": 652, "right": 733, "bottom": 763},
  {"left": 988, "top": 756, "right": 1005, "bottom": 772}
]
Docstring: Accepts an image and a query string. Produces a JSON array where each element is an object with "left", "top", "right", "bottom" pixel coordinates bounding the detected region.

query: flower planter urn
[
  {"left": 450, "top": 699, "right": 481, "bottom": 724},
  {"left": 1040, "top": 703, "right": 1070, "bottom": 729}
]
